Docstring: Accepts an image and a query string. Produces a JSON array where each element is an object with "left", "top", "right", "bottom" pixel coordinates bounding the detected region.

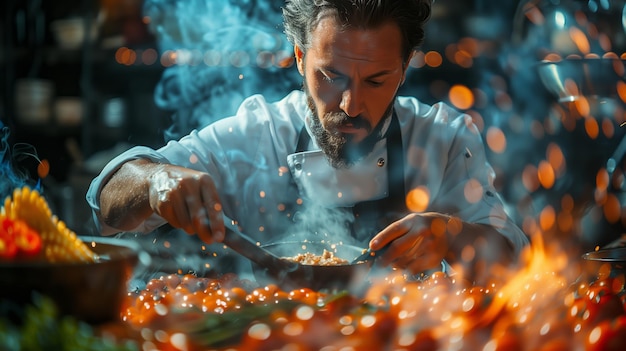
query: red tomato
[
  {"left": 288, "top": 288, "right": 319, "bottom": 305},
  {"left": 13, "top": 221, "right": 42, "bottom": 258},
  {"left": 0, "top": 218, "right": 42, "bottom": 259},
  {"left": 0, "top": 231, "right": 17, "bottom": 260},
  {"left": 1, "top": 217, "right": 14, "bottom": 231},
  {"left": 586, "top": 315, "right": 626, "bottom": 351},
  {"left": 162, "top": 274, "right": 182, "bottom": 290},
  {"left": 583, "top": 285, "right": 624, "bottom": 326}
]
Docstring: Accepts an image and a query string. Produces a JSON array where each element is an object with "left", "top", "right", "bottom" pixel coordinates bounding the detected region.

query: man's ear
[{"left": 294, "top": 45, "right": 305, "bottom": 76}]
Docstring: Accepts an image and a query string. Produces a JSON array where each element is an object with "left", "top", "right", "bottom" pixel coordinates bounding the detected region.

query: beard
[{"left": 304, "top": 83, "right": 394, "bottom": 169}]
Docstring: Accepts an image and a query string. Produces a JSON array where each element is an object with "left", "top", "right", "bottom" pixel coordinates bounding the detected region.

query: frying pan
[
  {"left": 221, "top": 216, "right": 375, "bottom": 291},
  {"left": 251, "top": 241, "right": 373, "bottom": 291}
]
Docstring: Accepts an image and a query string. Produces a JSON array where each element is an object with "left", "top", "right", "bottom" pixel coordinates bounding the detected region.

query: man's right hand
[
  {"left": 99, "top": 159, "right": 224, "bottom": 244},
  {"left": 147, "top": 164, "right": 224, "bottom": 244}
]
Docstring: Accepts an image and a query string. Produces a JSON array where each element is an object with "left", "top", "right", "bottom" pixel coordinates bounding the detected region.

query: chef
[{"left": 86, "top": 0, "right": 529, "bottom": 284}]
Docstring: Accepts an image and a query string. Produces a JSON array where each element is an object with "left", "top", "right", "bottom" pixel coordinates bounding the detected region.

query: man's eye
[{"left": 323, "top": 74, "right": 342, "bottom": 83}]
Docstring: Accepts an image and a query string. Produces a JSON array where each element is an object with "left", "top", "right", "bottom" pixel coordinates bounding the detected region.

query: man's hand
[
  {"left": 369, "top": 212, "right": 455, "bottom": 275},
  {"left": 147, "top": 164, "right": 224, "bottom": 244},
  {"left": 369, "top": 212, "right": 516, "bottom": 284},
  {"left": 99, "top": 159, "right": 225, "bottom": 244}
]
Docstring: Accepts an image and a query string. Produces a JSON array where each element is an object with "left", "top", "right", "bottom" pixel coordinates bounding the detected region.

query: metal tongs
[
  {"left": 220, "top": 216, "right": 298, "bottom": 274},
  {"left": 350, "top": 243, "right": 393, "bottom": 265},
  {"left": 350, "top": 244, "right": 454, "bottom": 280},
  {"left": 350, "top": 247, "right": 382, "bottom": 264}
]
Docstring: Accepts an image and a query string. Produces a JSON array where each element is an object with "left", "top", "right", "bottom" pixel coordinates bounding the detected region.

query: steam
[
  {"left": 136, "top": 1, "right": 362, "bottom": 265},
  {"left": 124, "top": 0, "right": 308, "bottom": 282},
  {"left": 143, "top": 0, "right": 300, "bottom": 141},
  {"left": 0, "top": 122, "right": 40, "bottom": 200}
]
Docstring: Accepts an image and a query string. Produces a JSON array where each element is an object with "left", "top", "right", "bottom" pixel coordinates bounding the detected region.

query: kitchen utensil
[
  {"left": 220, "top": 217, "right": 374, "bottom": 290},
  {"left": 221, "top": 217, "right": 298, "bottom": 276},
  {"left": 253, "top": 241, "right": 373, "bottom": 291},
  {"left": 581, "top": 247, "right": 626, "bottom": 286},
  {"left": 350, "top": 243, "right": 393, "bottom": 264},
  {"left": 0, "top": 236, "right": 145, "bottom": 324},
  {"left": 536, "top": 58, "right": 626, "bottom": 105},
  {"left": 351, "top": 247, "right": 376, "bottom": 264},
  {"left": 350, "top": 243, "right": 454, "bottom": 281}
]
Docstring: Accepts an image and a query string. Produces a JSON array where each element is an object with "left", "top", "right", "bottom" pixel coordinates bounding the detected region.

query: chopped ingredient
[{"left": 284, "top": 249, "right": 349, "bottom": 265}]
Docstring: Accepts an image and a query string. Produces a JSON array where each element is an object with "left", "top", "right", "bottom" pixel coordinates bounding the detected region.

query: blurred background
[{"left": 2, "top": 0, "right": 626, "bottom": 264}]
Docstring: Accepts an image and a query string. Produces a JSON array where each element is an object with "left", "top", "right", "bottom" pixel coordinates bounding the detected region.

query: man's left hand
[{"left": 369, "top": 212, "right": 460, "bottom": 275}]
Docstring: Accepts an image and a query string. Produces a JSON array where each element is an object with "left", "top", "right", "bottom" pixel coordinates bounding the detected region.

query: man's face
[{"left": 295, "top": 15, "right": 408, "bottom": 168}]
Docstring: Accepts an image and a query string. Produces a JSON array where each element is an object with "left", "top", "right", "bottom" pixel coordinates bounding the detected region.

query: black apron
[{"left": 294, "top": 111, "right": 407, "bottom": 242}]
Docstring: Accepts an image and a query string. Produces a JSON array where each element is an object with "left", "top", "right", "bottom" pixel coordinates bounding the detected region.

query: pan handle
[{"left": 221, "top": 216, "right": 298, "bottom": 273}]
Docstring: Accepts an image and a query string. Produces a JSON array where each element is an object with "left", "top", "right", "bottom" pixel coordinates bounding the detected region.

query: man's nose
[{"left": 339, "top": 85, "right": 365, "bottom": 118}]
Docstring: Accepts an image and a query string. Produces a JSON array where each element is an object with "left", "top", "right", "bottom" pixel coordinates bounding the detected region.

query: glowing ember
[{"left": 119, "top": 234, "right": 626, "bottom": 350}]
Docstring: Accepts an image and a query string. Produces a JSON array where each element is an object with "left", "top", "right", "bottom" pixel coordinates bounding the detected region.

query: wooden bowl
[{"left": 0, "top": 236, "right": 142, "bottom": 324}]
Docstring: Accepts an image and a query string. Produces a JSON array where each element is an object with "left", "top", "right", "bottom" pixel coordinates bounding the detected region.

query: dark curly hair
[{"left": 282, "top": 0, "right": 432, "bottom": 64}]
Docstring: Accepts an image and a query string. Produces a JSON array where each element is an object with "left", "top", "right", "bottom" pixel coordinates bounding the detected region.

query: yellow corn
[{"left": 1, "top": 186, "right": 97, "bottom": 263}]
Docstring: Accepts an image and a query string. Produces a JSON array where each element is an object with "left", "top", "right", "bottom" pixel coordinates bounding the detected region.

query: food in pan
[{"left": 284, "top": 249, "right": 349, "bottom": 266}]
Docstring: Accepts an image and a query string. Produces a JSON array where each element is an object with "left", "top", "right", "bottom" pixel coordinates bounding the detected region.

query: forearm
[{"left": 99, "top": 158, "right": 161, "bottom": 231}]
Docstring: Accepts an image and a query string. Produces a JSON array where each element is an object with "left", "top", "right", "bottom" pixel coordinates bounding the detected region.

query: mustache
[{"left": 324, "top": 112, "right": 371, "bottom": 132}]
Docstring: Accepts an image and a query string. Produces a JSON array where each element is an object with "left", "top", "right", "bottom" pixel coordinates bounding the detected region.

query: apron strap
[
  {"left": 295, "top": 124, "right": 310, "bottom": 154},
  {"left": 382, "top": 109, "right": 406, "bottom": 213}
]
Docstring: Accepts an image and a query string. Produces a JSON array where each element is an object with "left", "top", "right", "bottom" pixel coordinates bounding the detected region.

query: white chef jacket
[{"left": 86, "top": 90, "right": 529, "bottom": 254}]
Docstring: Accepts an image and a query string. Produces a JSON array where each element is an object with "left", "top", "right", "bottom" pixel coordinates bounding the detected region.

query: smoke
[
  {"left": 119, "top": 1, "right": 306, "bottom": 282},
  {"left": 0, "top": 122, "right": 40, "bottom": 201},
  {"left": 143, "top": 0, "right": 301, "bottom": 141}
]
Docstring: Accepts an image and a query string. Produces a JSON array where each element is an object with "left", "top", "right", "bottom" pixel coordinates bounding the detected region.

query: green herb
[{"left": 0, "top": 293, "right": 138, "bottom": 351}]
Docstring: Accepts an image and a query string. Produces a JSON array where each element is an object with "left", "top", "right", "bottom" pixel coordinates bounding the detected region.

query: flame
[{"left": 474, "top": 232, "right": 569, "bottom": 328}]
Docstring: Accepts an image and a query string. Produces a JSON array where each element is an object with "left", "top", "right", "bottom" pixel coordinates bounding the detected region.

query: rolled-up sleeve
[{"left": 86, "top": 146, "right": 172, "bottom": 235}]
